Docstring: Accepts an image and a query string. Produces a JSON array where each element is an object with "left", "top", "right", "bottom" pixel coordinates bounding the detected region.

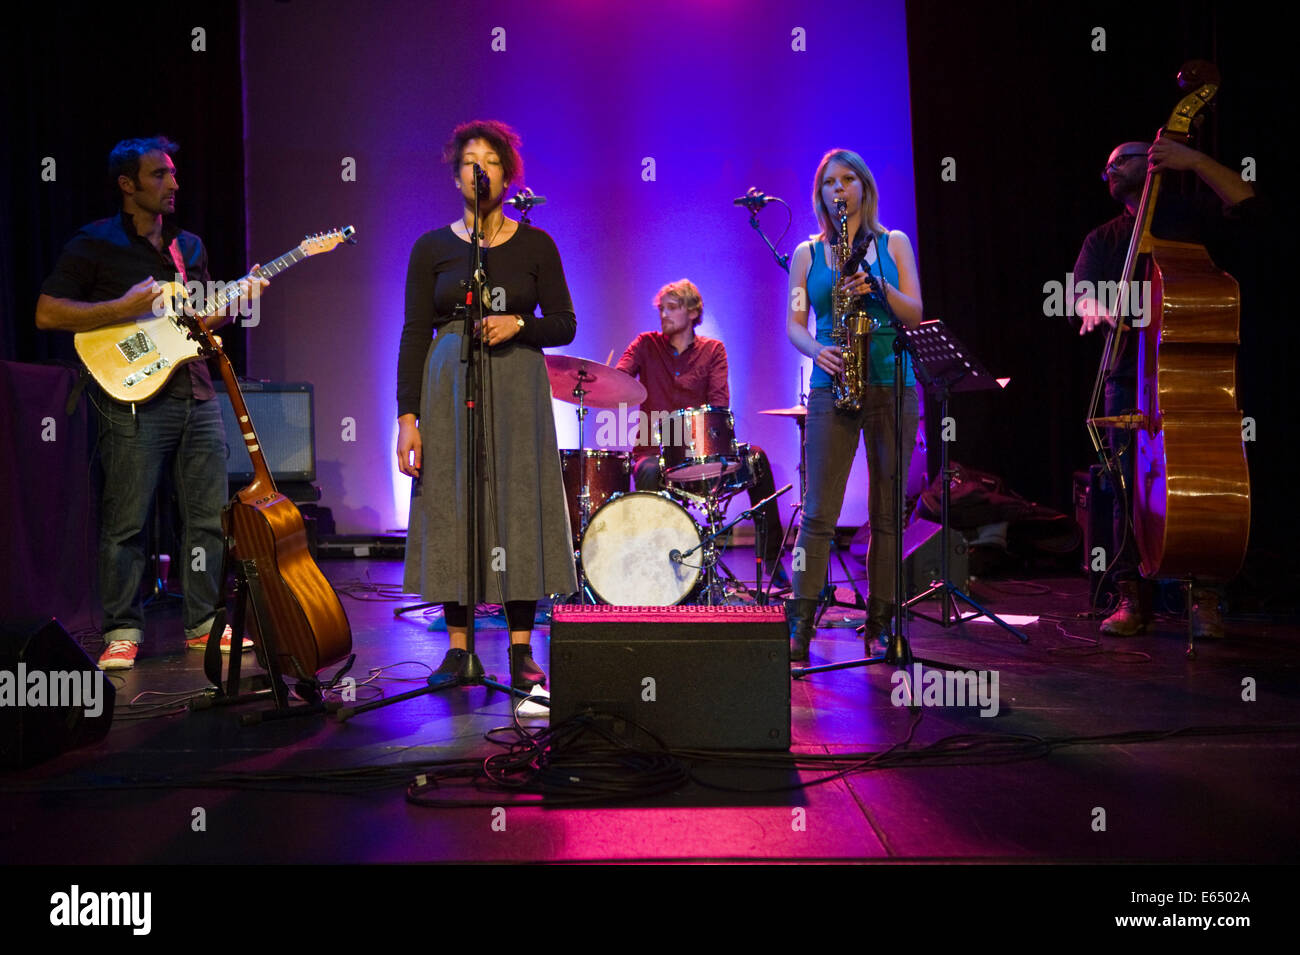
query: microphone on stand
[
  {"left": 733, "top": 187, "right": 773, "bottom": 210},
  {"left": 669, "top": 549, "right": 683, "bottom": 565},
  {"left": 506, "top": 189, "right": 546, "bottom": 212},
  {"left": 472, "top": 163, "right": 490, "bottom": 199}
]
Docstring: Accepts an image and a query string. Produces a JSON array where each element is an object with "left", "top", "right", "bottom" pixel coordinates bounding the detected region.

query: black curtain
[
  {"left": 904, "top": 0, "right": 1291, "bottom": 532},
  {"left": 2, "top": 2, "right": 247, "bottom": 374}
]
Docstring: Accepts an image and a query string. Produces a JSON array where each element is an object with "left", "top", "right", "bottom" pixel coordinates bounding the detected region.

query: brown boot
[
  {"left": 1101, "top": 579, "right": 1151, "bottom": 636},
  {"left": 1190, "top": 587, "right": 1225, "bottom": 639},
  {"left": 864, "top": 596, "right": 893, "bottom": 651}
]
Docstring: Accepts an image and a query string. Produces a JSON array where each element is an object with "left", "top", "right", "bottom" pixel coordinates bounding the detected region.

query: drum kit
[{"left": 546, "top": 354, "right": 778, "bottom": 606}]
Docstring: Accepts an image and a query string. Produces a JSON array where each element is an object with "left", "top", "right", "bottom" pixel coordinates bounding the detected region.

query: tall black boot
[
  {"left": 509, "top": 642, "right": 547, "bottom": 691},
  {"left": 786, "top": 598, "right": 817, "bottom": 663}
]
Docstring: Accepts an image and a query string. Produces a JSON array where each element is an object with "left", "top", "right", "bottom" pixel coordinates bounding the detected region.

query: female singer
[
  {"left": 396, "top": 120, "right": 578, "bottom": 692},
  {"left": 784, "top": 149, "right": 924, "bottom": 661}
]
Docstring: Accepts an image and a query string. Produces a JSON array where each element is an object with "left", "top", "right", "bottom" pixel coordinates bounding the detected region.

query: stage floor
[{"left": 4, "top": 556, "right": 1298, "bottom": 865}]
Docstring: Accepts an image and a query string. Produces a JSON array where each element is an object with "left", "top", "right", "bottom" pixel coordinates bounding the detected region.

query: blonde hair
[
  {"left": 812, "top": 148, "right": 886, "bottom": 243},
  {"left": 653, "top": 278, "right": 704, "bottom": 327}
]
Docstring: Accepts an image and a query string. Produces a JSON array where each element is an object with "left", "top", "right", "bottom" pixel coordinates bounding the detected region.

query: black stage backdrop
[
  {"left": 904, "top": 0, "right": 1292, "bottom": 555},
  {"left": 2, "top": 2, "right": 248, "bottom": 375}
]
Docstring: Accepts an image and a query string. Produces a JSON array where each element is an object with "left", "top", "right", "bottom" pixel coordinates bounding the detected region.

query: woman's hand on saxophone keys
[{"left": 815, "top": 345, "right": 845, "bottom": 375}]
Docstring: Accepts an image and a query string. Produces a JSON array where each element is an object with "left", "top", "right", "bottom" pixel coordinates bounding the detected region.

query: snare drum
[
  {"left": 666, "top": 442, "right": 758, "bottom": 499},
  {"left": 560, "top": 449, "right": 631, "bottom": 541},
  {"left": 579, "top": 491, "right": 703, "bottom": 605},
  {"left": 656, "top": 405, "right": 740, "bottom": 482}
]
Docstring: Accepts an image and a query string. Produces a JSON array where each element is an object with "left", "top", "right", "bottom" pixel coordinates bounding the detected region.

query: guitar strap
[{"left": 166, "top": 237, "right": 188, "bottom": 284}]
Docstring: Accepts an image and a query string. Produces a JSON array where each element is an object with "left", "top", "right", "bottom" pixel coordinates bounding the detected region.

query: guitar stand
[{"left": 191, "top": 548, "right": 354, "bottom": 724}]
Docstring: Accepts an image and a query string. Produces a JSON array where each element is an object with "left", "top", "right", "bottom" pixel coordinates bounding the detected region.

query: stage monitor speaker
[
  {"left": 550, "top": 605, "right": 789, "bottom": 751},
  {"left": 902, "top": 518, "right": 970, "bottom": 598},
  {"left": 0, "top": 618, "right": 115, "bottom": 769},
  {"left": 214, "top": 381, "right": 316, "bottom": 483}
]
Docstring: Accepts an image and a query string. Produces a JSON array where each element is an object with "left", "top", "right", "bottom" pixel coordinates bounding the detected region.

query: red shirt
[{"left": 616, "top": 332, "right": 729, "bottom": 454}]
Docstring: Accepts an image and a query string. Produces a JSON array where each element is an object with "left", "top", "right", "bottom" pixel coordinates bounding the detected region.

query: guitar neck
[
  {"left": 213, "top": 352, "right": 276, "bottom": 497},
  {"left": 195, "top": 246, "right": 310, "bottom": 320}
]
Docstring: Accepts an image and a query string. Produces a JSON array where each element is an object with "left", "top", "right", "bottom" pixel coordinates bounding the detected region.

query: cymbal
[
  {"left": 759, "top": 405, "right": 808, "bottom": 418},
  {"left": 545, "top": 354, "right": 647, "bottom": 407}
]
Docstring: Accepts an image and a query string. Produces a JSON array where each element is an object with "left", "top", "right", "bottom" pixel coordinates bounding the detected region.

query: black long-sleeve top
[{"left": 396, "top": 223, "right": 577, "bottom": 418}]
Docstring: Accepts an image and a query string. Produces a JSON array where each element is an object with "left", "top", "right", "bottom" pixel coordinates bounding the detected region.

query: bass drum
[{"left": 579, "top": 491, "right": 703, "bottom": 605}]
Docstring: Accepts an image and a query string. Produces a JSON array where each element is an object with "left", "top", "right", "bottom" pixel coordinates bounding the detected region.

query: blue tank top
[{"left": 806, "top": 234, "right": 915, "bottom": 389}]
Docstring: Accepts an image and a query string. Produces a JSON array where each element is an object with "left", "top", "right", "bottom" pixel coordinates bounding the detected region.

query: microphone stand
[
  {"left": 338, "top": 167, "right": 531, "bottom": 722},
  {"left": 738, "top": 194, "right": 793, "bottom": 273}
]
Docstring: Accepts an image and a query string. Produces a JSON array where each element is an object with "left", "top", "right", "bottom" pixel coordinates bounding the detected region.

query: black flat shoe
[
  {"left": 509, "top": 643, "right": 547, "bottom": 691},
  {"left": 427, "top": 648, "right": 470, "bottom": 688}
]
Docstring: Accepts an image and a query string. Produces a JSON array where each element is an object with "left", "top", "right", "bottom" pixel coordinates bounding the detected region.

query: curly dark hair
[
  {"left": 442, "top": 120, "right": 523, "bottom": 186},
  {"left": 108, "top": 136, "right": 178, "bottom": 192}
]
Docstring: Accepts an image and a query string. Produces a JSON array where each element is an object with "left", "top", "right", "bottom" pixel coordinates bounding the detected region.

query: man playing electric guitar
[{"left": 35, "top": 136, "right": 267, "bottom": 669}]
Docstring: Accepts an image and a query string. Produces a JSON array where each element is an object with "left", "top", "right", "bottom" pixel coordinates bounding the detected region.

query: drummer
[{"left": 616, "top": 278, "right": 787, "bottom": 585}]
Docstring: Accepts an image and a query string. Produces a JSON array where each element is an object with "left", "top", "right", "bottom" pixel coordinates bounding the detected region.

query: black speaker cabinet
[
  {"left": 902, "top": 518, "right": 970, "bottom": 598},
  {"left": 1, "top": 618, "right": 115, "bottom": 769},
  {"left": 550, "top": 605, "right": 790, "bottom": 751}
]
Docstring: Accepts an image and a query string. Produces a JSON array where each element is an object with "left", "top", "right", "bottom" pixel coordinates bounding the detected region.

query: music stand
[{"left": 903, "top": 321, "right": 1027, "bottom": 643}]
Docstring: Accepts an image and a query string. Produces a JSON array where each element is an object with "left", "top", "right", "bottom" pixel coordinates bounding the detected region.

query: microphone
[
  {"left": 733, "top": 187, "right": 772, "bottom": 210},
  {"left": 669, "top": 549, "right": 682, "bottom": 564},
  {"left": 472, "top": 163, "right": 490, "bottom": 199},
  {"left": 505, "top": 189, "right": 546, "bottom": 211}
]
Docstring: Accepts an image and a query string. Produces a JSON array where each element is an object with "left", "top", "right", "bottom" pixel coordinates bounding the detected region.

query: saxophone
[{"left": 829, "top": 199, "right": 876, "bottom": 412}]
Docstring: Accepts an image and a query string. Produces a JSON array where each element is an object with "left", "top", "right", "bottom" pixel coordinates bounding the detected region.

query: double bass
[{"left": 1087, "top": 61, "right": 1250, "bottom": 583}]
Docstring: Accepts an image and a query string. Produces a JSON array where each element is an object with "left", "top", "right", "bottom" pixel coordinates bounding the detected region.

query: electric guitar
[{"left": 75, "top": 226, "right": 355, "bottom": 402}]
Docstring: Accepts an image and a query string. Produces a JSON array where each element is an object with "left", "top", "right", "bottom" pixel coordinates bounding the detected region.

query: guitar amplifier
[
  {"left": 550, "top": 604, "right": 790, "bottom": 751},
  {"left": 214, "top": 381, "right": 315, "bottom": 483},
  {"left": 1074, "top": 465, "right": 1116, "bottom": 595}
]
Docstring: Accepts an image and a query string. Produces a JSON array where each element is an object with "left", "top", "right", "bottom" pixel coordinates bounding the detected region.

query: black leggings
[{"left": 442, "top": 601, "right": 537, "bottom": 631}]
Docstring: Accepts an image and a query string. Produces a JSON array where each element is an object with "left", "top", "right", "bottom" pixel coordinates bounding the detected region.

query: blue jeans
[
  {"left": 792, "top": 386, "right": 919, "bottom": 603},
  {"left": 96, "top": 393, "right": 228, "bottom": 644}
]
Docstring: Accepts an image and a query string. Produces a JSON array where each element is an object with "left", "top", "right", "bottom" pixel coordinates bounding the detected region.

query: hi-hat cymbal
[
  {"left": 545, "top": 354, "right": 647, "bottom": 407},
  {"left": 759, "top": 405, "right": 808, "bottom": 418}
]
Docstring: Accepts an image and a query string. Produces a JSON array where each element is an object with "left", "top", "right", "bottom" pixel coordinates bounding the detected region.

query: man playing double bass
[{"left": 1074, "top": 135, "right": 1256, "bottom": 638}]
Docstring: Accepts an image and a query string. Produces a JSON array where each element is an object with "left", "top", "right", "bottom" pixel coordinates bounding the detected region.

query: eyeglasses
[{"left": 1101, "top": 154, "right": 1147, "bottom": 181}]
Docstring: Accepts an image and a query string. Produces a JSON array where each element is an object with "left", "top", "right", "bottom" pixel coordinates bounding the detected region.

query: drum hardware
[
  {"left": 669, "top": 483, "right": 793, "bottom": 606},
  {"left": 545, "top": 354, "right": 648, "bottom": 604}
]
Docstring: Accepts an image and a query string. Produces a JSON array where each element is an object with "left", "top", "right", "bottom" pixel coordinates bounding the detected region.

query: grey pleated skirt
[{"left": 403, "top": 328, "right": 578, "bottom": 605}]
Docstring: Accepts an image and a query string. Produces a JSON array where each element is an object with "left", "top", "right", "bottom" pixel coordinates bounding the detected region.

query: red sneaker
[
  {"left": 185, "top": 625, "right": 254, "bottom": 653},
  {"left": 98, "top": 640, "right": 139, "bottom": 670}
]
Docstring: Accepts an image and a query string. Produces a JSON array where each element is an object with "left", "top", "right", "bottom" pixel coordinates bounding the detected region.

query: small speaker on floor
[
  {"left": 0, "top": 618, "right": 116, "bottom": 769},
  {"left": 550, "top": 605, "right": 789, "bottom": 751}
]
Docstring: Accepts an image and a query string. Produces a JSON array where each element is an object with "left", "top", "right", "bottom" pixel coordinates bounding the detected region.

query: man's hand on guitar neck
[{"left": 201, "top": 266, "right": 270, "bottom": 330}]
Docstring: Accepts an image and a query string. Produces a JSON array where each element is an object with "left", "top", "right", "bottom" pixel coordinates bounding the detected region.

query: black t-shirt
[
  {"left": 396, "top": 223, "right": 577, "bottom": 418},
  {"left": 41, "top": 212, "right": 214, "bottom": 399},
  {"left": 1073, "top": 194, "right": 1258, "bottom": 376}
]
